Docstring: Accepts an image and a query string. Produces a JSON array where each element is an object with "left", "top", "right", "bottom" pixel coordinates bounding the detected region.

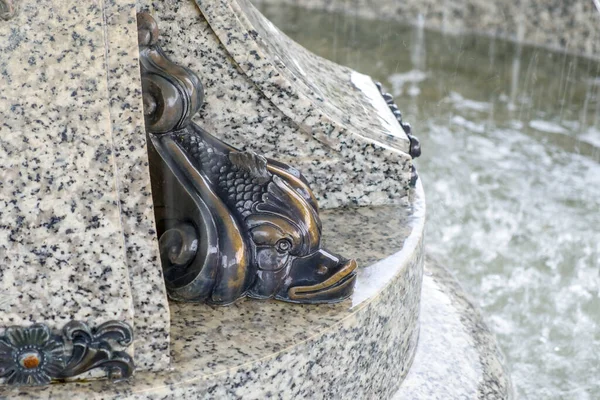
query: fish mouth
[{"left": 287, "top": 259, "right": 358, "bottom": 303}]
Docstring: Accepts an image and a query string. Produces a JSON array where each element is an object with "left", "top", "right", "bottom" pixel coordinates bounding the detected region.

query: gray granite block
[
  {"left": 137, "top": 0, "right": 414, "bottom": 209},
  {"left": 0, "top": 0, "right": 134, "bottom": 339},
  {"left": 0, "top": 0, "right": 170, "bottom": 372}
]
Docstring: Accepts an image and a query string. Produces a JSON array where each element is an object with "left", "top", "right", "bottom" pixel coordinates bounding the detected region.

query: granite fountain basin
[
  {"left": 0, "top": 0, "right": 514, "bottom": 397},
  {"left": 1, "top": 183, "right": 425, "bottom": 399}
]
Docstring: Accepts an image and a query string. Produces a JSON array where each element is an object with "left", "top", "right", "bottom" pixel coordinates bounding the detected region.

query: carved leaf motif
[
  {"left": 0, "top": 321, "right": 134, "bottom": 386},
  {"left": 59, "top": 321, "right": 134, "bottom": 380}
]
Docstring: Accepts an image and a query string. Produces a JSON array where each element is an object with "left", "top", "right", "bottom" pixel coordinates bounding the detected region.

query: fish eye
[{"left": 276, "top": 239, "right": 292, "bottom": 253}]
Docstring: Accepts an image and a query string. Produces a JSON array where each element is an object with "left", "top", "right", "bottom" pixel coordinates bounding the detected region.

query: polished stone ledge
[
  {"left": 136, "top": 0, "right": 415, "bottom": 209},
  {"left": 253, "top": 0, "right": 600, "bottom": 60}
]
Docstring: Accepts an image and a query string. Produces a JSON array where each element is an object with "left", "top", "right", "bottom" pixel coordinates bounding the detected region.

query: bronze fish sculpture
[{"left": 138, "top": 12, "right": 357, "bottom": 305}]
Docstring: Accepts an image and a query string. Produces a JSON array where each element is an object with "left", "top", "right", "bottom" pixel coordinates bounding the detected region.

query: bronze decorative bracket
[{"left": 137, "top": 13, "right": 357, "bottom": 305}]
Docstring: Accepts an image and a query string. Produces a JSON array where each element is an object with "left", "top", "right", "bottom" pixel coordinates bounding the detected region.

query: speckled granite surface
[
  {"left": 253, "top": 0, "right": 600, "bottom": 60},
  {"left": 0, "top": 184, "right": 426, "bottom": 398},
  {"left": 0, "top": 0, "right": 134, "bottom": 339},
  {"left": 202, "top": 0, "right": 411, "bottom": 152},
  {"left": 0, "top": 0, "right": 170, "bottom": 371},
  {"left": 103, "top": 0, "right": 171, "bottom": 371},
  {"left": 137, "top": 0, "right": 414, "bottom": 208},
  {"left": 394, "top": 259, "right": 513, "bottom": 399}
]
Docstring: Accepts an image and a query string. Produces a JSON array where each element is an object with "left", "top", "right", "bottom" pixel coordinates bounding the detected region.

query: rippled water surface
[{"left": 258, "top": 4, "right": 600, "bottom": 399}]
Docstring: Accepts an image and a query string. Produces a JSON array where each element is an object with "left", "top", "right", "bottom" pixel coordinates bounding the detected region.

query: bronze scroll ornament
[{"left": 0, "top": 321, "right": 134, "bottom": 386}]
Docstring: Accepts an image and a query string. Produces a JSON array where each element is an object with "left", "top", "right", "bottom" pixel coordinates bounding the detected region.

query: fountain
[{"left": 0, "top": 0, "right": 511, "bottom": 398}]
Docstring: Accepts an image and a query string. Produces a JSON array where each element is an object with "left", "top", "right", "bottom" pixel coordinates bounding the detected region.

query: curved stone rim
[{"left": 0, "top": 180, "right": 426, "bottom": 398}]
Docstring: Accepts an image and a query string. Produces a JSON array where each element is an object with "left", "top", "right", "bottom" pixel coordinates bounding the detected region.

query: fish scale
[{"left": 174, "top": 132, "right": 269, "bottom": 218}]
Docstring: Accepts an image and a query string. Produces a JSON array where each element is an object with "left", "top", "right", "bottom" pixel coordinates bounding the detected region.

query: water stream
[{"left": 258, "top": 4, "right": 600, "bottom": 399}]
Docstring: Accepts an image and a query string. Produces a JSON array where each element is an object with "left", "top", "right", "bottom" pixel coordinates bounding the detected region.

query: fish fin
[{"left": 229, "top": 151, "right": 271, "bottom": 183}]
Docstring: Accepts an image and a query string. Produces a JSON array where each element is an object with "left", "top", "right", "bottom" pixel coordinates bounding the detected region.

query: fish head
[{"left": 245, "top": 176, "right": 357, "bottom": 303}]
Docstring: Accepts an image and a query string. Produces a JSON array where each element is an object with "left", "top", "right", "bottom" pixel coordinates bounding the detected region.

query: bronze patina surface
[
  {"left": 0, "top": 321, "right": 134, "bottom": 386},
  {"left": 137, "top": 13, "right": 357, "bottom": 305}
]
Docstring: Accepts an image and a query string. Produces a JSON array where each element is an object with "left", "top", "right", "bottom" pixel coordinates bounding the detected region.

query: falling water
[{"left": 258, "top": 4, "right": 600, "bottom": 399}]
